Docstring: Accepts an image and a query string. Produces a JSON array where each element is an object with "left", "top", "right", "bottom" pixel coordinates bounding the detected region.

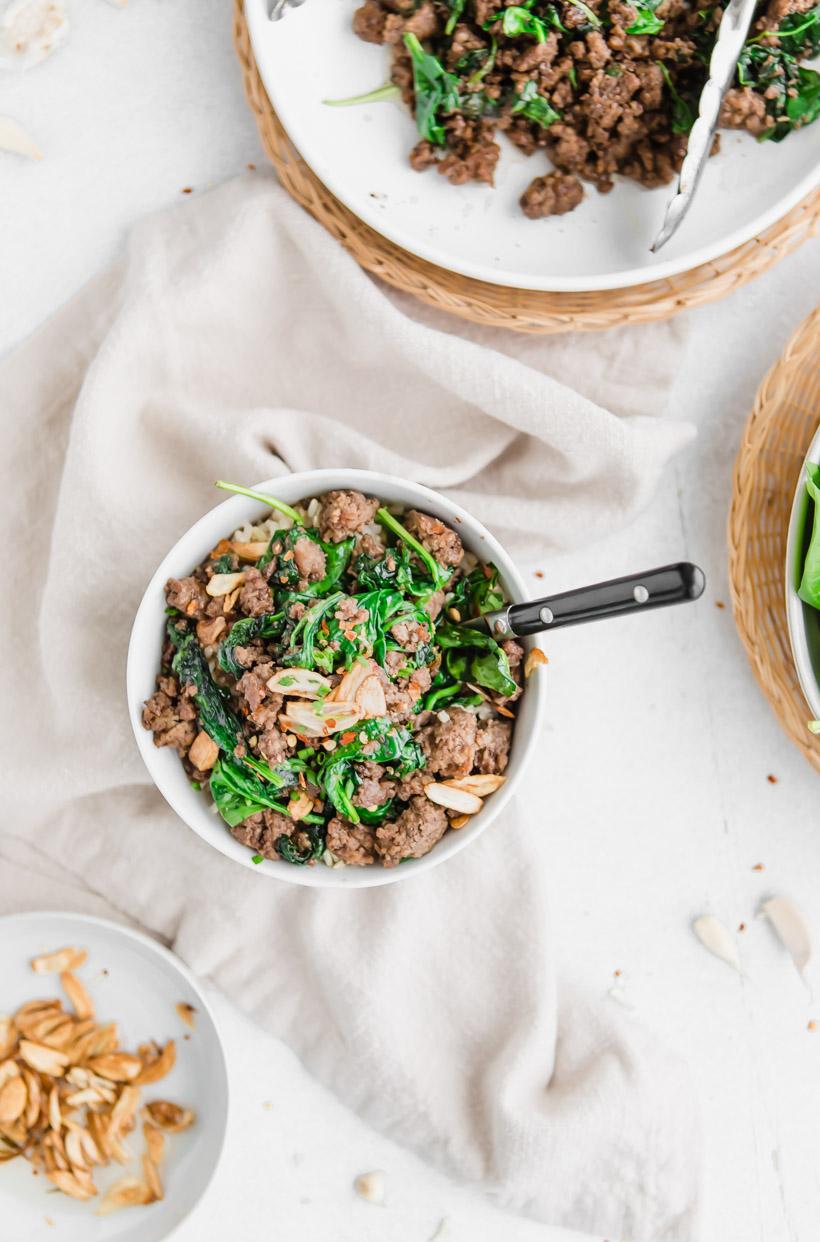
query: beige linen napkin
[{"left": 0, "top": 175, "right": 699, "bottom": 1239}]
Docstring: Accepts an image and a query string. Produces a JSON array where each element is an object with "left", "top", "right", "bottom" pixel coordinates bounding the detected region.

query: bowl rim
[
  {"left": 785, "top": 425, "right": 820, "bottom": 721},
  {"left": 245, "top": 0, "right": 820, "bottom": 294},
  {"left": 127, "top": 469, "right": 546, "bottom": 889},
  {"left": 0, "top": 908, "right": 229, "bottom": 1240}
]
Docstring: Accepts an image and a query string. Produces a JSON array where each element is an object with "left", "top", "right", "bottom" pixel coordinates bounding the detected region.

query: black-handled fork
[{"left": 464, "top": 562, "right": 706, "bottom": 638}]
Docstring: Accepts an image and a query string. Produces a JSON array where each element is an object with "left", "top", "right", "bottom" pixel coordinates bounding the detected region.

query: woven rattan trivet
[
  {"left": 234, "top": 0, "right": 820, "bottom": 334},
  {"left": 728, "top": 307, "right": 820, "bottom": 772}
]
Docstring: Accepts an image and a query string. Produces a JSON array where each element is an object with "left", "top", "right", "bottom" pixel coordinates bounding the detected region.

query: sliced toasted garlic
[
  {"left": 230, "top": 540, "right": 269, "bottom": 561},
  {"left": 355, "top": 675, "right": 387, "bottom": 719},
  {"left": 205, "top": 571, "right": 246, "bottom": 597},
  {"left": 280, "top": 701, "right": 362, "bottom": 738},
  {"left": 424, "top": 783, "right": 483, "bottom": 815},
  {"left": 96, "top": 1176, "right": 153, "bottom": 1215},
  {"left": 0, "top": 1075, "right": 26, "bottom": 1124},
  {"left": 87, "top": 1053, "right": 142, "bottom": 1082},
  {"left": 133, "top": 1040, "right": 175, "bottom": 1086},
  {"left": 524, "top": 647, "right": 548, "bottom": 678},
  {"left": 444, "top": 773, "right": 505, "bottom": 797},
  {"left": 31, "top": 946, "right": 87, "bottom": 975},
  {"left": 692, "top": 915, "right": 741, "bottom": 973},
  {"left": 61, "top": 971, "right": 94, "bottom": 1020},
  {"left": 48, "top": 1168, "right": 96, "bottom": 1201},
  {"left": 354, "top": 1169, "right": 386, "bottom": 1205},
  {"left": 287, "top": 790, "right": 314, "bottom": 822},
  {"left": 144, "top": 1100, "right": 195, "bottom": 1133},
  {"left": 0, "top": 1018, "right": 15, "bottom": 1060},
  {"left": 188, "top": 730, "right": 219, "bottom": 772},
  {"left": 175, "top": 1002, "right": 196, "bottom": 1030},
  {"left": 448, "top": 814, "right": 471, "bottom": 830},
  {"left": 761, "top": 896, "right": 812, "bottom": 978},
  {"left": 18, "top": 1040, "right": 70, "bottom": 1075},
  {"left": 266, "top": 667, "right": 333, "bottom": 699},
  {"left": 328, "top": 659, "right": 374, "bottom": 704}
]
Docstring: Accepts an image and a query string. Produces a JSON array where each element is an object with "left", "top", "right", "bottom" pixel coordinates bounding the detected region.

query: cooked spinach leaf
[
  {"left": 626, "top": 0, "right": 664, "bottom": 35},
  {"left": 169, "top": 624, "right": 242, "bottom": 754},
  {"left": 403, "top": 32, "right": 461, "bottom": 145},
  {"left": 435, "top": 621, "right": 517, "bottom": 697},
  {"left": 511, "top": 79, "right": 561, "bottom": 127},
  {"left": 657, "top": 61, "right": 696, "bottom": 132},
  {"left": 799, "top": 463, "right": 820, "bottom": 609},
  {"left": 217, "top": 612, "right": 284, "bottom": 679},
  {"left": 376, "top": 507, "right": 452, "bottom": 593},
  {"left": 276, "top": 823, "right": 326, "bottom": 866}
]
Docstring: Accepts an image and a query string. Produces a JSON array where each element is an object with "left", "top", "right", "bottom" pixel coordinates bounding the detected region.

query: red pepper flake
[
  {"left": 752, "top": 863, "right": 765, "bottom": 872},
  {"left": 766, "top": 774, "right": 778, "bottom": 784},
  {"left": 321, "top": 620, "right": 329, "bottom": 634},
  {"left": 325, "top": 718, "right": 337, "bottom": 730},
  {"left": 181, "top": 186, "right": 193, "bottom": 195},
  {"left": 738, "top": 922, "right": 746, "bottom": 933},
  {"left": 483, "top": 565, "right": 492, "bottom": 579},
  {"left": 340, "top": 731, "right": 356, "bottom": 745},
  {"left": 534, "top": 570, "right": 544, "bottom": 579},
  {"left": 283, "top": 550, "right": 294, "bottom": 562}
]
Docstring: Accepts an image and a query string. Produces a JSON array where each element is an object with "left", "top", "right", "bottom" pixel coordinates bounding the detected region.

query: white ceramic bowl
[
  {"left": 785, "top": 425, "right": 820, "bottom": 720},
  {"left": 128, "top": 470, "right": 546, "bottom": 888},
  {"left": 0, "top": 910, "right": 228, "bottom": 1242},
  {"left": 245, "top": 0, "right": 820, "bottom": 292}
]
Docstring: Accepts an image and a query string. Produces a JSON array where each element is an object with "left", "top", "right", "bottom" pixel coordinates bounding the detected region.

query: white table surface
[{"left": 2, "top": 2, "right": 820, "bottom": 1239}]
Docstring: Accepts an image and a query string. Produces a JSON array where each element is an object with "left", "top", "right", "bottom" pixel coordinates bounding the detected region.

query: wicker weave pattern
[
  {"left": 234, "top": 0, "right": 819, "bottom": 334},
  {"left": 728, "top": 308, "right": 820, "bottom": 772}
]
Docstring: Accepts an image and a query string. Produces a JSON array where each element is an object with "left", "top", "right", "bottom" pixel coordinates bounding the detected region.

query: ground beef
[
  {"left": 719, "top": 87, "right": 769, "bottom": 136},
  {"left": 256, "top": 720, "right": 289, "bottom": 764},
  {"left": 474, "top": 718, "right": 513, "bottom": 775},
  {"left": 231, "top": 809, "right": 306, "bottom": 861},
  {"left": 419, "top": 706, "right": 477, "bottom": 778},
  {"left": 521, "top": 172, "right": 584, "bottom": 218},
  {"left": 381, "top": 663, "right": 432, "bottom": 722},
  {"left": 142, "top": 676, "right": 197, "bottom": 757},
  {"left": 293, "top": 536, "right": 327, "bottom": 585},
  {"left": 423, "top": 590, "right": 446, "bottom": 620},
  {"left": 375, "top": 795, "right": 449, "bottom": 866},
  {"left": 196, "top": 615, "right": 227, "bottom": 646},
  {"left": 394, "top": 769, "right": 434, "bottom": 800},
  {"left": 404, "top": 509, "right": 464, "bottom": 568},
  {"left": 326, "top": 816, "right": 379, "bottom": 865},
  {"left": 236, "top": 669, "right": 275, "bottom": 714},
  {"left": 353, "top": 761, "right": 396, "bottom": 811},
  {"left": 165, "top": 576, "right": 208, "bottom": 620},
  {"left": 238, "top": 569, "right": 273, "bottom": 618},
  {"left": 351, "top": 0, "right": 804, "bottom": 214},
  {"left": 318, "top": 489, "right": 380, "bottom": 543},
  {"left": 390, "top": 617, "right": 431, "bottom": 652}
]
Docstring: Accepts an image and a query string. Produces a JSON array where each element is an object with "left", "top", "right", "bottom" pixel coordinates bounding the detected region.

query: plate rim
[
  {"left": 245, "top": 0, "right": 820, "bottom": 294},
  {"left": 0, "top": 909, "right": 230, "bottom": 1241}
]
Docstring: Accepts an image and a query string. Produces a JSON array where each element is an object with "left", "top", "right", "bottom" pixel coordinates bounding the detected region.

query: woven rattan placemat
[
  {"left": 234, "top": 0, "right": 819, "bottom": 334},
  {"left": 728, "top": 307, "right": 820, "bottom": 772}
]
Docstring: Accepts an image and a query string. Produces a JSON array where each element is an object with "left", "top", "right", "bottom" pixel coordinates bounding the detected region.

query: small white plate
[
  {"left": 246, "top": 0, "right": 820, "bottom": 292},
  {"left": 0, "top": 911, "right": 228, "bottom": 1242}
]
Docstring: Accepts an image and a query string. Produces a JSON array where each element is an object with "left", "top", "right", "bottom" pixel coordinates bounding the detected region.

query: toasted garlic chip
[
  {"left": 524, "top": 647, "right": 548, "bottom": 678},
  {"left": 280, "top": 701, "right": 362, "bottom": 738},
  {"left": 60, "top": 971, "right": 94, "bottom": 1021},
  {"left": 448, "top": 814, "right": 471, "bottom": 830},
  {"left": 31, "top": 946, "right": 87, "bottom": 975},
  {"left": 175, "top": 1002, "right": 196, "bottom": 1030},
  {"left": 761, "top": 896, "right": 812, "bottom": 978},
  {"left": 354, "top": 675, "right": 387, "bottom": 719},
  {"left": 188, "top": 730, "right": 219, "bottom": 772},
  {"left": 87, "top": 1053, "right": 142, "bottom": 1083},
  {"left": 267, "top": 667, "right": 333, "bottom": 699},
  {"left": 144, "top": 1100, "right": 195, "bottom": 1133},
  {"left": 48, "top": 1169, "right": 96, "bottom": 1201},
  {"left": 0, "top": 1075, "right": 26, "bottom": 1124},
  {"left": 96, "top": 1176, "right": 153, "bottom": 1215},
  {"left": 230, "top": 540, "right": 269, "bottom": 561},
  {"left": 18, "top": 1040, "right": 70, "bottom": 1075},
  {"left": 444, "top": 773, "right": 505, "bottom": 797},
  {"left": 143, "top": 1120, "right": 165, "bottom": 1165},
  {"left": 133, "top": 1040, "right": 176, "bottom": 1086},
  {"left": 0, "top": 0, "right": 69, "bottom": 69},
  {"left": 424, "top": 783, "right": 483, "bottom": 816},
  {"left": 205, "top": 571, "right": 246, "bottom": 597}
]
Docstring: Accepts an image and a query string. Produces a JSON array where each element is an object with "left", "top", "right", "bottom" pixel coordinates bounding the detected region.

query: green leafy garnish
[
  {"left": 657, "top": 61, "right": 695, "bottom": 132},
  {"left": 626, "top": 0, "right": 664, "bottom": 35},
  {"left": 445, "top": 0, "right": 467, "bottom": 35},
  {"left": 214, "top": 480, "right": 302, "bottom": 525},
  {"left": 251, "top": 854, "right": 264, "bottom": 864},
  {"left": 403, "top": 32, "right": 461, "bottom": 145},
  {"left": 798, "top": 463, "right": 820, "bottom": 609},
  {"left": 323, "top": 83, "right": 401, "bottom": 106},
  {"left": 375, "top": 507, "right": 452, "bottom": 593},
  {"left": 511, "top": 79, "right": 561, "bottom": 127},
  {"left": 435, "top": 622, "right": 517, "bottom": 697}
]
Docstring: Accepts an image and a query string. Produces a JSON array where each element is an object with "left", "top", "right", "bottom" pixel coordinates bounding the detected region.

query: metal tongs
[{"left": 651, "top": 0, "right": 759, "bottom": 252}]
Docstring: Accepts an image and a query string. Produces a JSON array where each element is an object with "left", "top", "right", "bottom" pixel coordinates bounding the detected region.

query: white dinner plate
[
  {"left": 0, "top": 911, "right": 228, "bottom": 1242},
  {"left": 246, "top": 0, "right": 820, "bottom": 292}
]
